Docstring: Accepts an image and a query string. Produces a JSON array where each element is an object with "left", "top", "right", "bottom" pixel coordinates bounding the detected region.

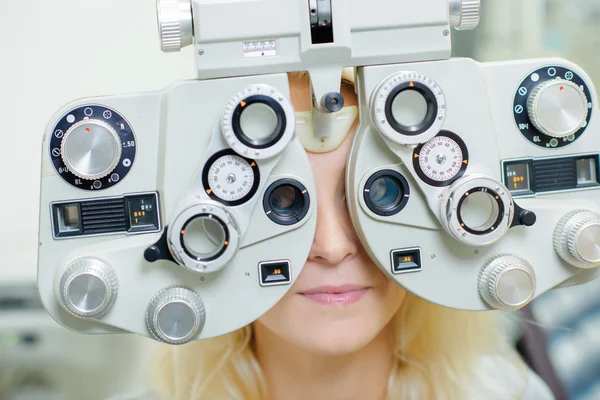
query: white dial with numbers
[
  {"left": 371, "top": 71, "right": 447, "bottom": 146},
  {"left": 413, "top": 131, "right": 469, "bottom": 187},
  {"left": 207, "top": 153, "right": 257, "bottom": 203}
]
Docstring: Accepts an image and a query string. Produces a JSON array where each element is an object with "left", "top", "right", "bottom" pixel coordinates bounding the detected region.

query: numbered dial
[
  {"left": 478, "top": 254, "right": 536, "bottom": 312},
  {"left": 372, "top": 71, "right": 446, "bottom": 146},
  {"left": 514, "top": 66, "right": 592, "bottom": 149},
  {"left": 202, "top": 149, "right": 261, "bottom": 206},
  {"left": 440, "top": 174, "right": 514, "bottom": 246},
  {"left": 168, "top": 203, "right": 241, "bottom": 274},
  {"left": 413, "top": 131, "right": 469, "bottom": 187},
  {"left": 222, "top": 84, "right": 295, "bottom": 160},
  {"left": 50, "top": 105, "right": 136, "bottom": 191}
]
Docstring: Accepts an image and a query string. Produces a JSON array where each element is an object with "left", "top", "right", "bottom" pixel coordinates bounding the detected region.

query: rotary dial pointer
[
  {"left": 60, "top": 119, "right": 122, "bottom": 181},
  {"left": 527, "top": 79, "right": 589, "bottom": 138}
]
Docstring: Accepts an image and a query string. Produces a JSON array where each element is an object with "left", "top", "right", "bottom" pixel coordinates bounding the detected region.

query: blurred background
[{"left": 0, "top": 0, "right": 599, "bottom": 399}]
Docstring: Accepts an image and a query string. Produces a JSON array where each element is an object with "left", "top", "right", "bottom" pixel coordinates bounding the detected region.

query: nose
[{"left": 308, "top": 190, "right": 358, "bottom": 266}]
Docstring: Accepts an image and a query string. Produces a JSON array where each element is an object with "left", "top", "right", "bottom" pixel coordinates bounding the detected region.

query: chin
[{"left": 294, "top": 320, "right": 380, "bottom": 356}]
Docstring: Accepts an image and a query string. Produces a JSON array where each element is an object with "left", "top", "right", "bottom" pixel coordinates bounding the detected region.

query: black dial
[
  {"left": 201, "top": 149, "right": 261, "bottom": 206},
  {"left": 49, "top": 105, "right": 136, "bottom": 191},
  {"left": 513, "top": 66, "right": 592, "bottom": 149}
]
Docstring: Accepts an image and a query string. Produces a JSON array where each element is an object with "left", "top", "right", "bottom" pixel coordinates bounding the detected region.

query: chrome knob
[
  {"left": 478, "top": 255, "right": 536, "bottom": 312},
  {"left": 156, "top": 0, "right": 194, "bottom": 52},
  {"left": 146, "top": 287, "right": 206, "bottom": 345},
  {"left": 60, "top": 119, "right": 122, "bottom": 181},
  {"left": 449, "top": 0, "right": 481, "bottom": 30},
  {"left": 527, "top": 79, "right": 589, "bottom": 138},
  {"left": 59, "top": 257, "right": 118, "bottom": 318},
  {"left": 554, "top": 209, "right": 600, "bottom": 269}
]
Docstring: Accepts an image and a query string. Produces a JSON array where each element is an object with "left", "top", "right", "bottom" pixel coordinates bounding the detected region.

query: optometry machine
[{"left": 37, "top": 0, "right": 600, "bottom": 345}]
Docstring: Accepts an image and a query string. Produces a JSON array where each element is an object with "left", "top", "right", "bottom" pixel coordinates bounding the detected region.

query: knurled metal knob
[
  {"left": 146, "top": 287, "right": 206, "bottom": 345},
  {"left": 449, "top": 0, "right": 481, "bottom": 30},
  {"left": 554, "top": 209, "right": 600, "bottom": 269},
  {"left": 156, "top": 0, "right": 194, "bottom": 52},
  {"left": 59, "top": 257, "right": 118, "bottom": 319},
  {"left": 527, "top": 79, "right": 589, "bottom": 138},
  {"left": 60, "top": 119, "right": 122, "bottom": 181},
  {"left": 478, "top": 254, "right": 536, "bottom": 312}
]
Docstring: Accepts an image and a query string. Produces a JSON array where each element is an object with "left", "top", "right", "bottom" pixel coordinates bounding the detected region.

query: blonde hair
[{"left": 148, "top": 69, "right": 531, "bottom": 400}]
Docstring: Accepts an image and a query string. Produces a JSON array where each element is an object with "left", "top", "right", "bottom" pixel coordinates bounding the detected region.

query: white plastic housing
[
  {"left": 347, "top": 57, "right": 600, "bottom": 311},
  {"left": 38, "top": 73, "right": 317, "bottom": 339}
]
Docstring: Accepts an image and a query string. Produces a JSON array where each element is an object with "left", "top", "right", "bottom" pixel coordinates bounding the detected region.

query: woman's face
[{"left": 254, "top": 76, "right": 407, "bottom": 355}]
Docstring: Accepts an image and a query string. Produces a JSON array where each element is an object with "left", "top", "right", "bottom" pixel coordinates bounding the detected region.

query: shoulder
[{"left": 470, "top": 354, "right": 555, "bottom": 400}]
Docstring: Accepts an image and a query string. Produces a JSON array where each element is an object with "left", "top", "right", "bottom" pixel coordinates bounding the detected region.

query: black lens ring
[
  {"left": 456, "top": 187, "right": 505, "bottom": 235},
  {"left": 384, "top": 82, "right": 437, "bottom": 136},
  {"left": 232, "top": 95, "right": 287, "bottom": 150},
  {"left": 179, "top": 213, "right": 230, "bottom": 262},
  {"left": 363, "top": 170, "right": 410, "bottom": 217},
  {"left": 263, "top": 179, "right": 310, "bottom": 226}
]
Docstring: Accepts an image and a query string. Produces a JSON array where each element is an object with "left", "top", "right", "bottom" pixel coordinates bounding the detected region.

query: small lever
[{"left": 511, "top": 202, "right": 537, "bottom": 228}]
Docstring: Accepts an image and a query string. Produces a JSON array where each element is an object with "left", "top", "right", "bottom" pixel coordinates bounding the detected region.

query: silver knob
[
  {"left": 59, "top": 257, "right": 118, "bottom": 318},
  {"left": 146, "top": 287, "right": 206, "bottom": 345},
  {"left": 60, "top": 119, "right": 122, "bottom": 181},
  {"left": 527, "top": 79, "right": 589, "bottom": 138},
  {"left": 156, "top": 0, "right": 194, "bottom": 52},
  {"left": 554, "top": 209, "right": 600, "bottom": 269},
  {"left": 449, "top": 0, "right": 481, "bottom": 30},
  {"left": 478, "top": 255, "right": 536, "bottom": 312}
]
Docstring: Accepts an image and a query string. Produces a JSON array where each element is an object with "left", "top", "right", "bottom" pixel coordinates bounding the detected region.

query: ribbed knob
[
  {"left": 449, "top": 0, "right": 481, "bottom": 30},
  {"left": 156, "top": 0, "right": 194, "bottom": 52},
  {"left": 527, "top": 79, "right": 589, "bottom": 138},
  {"left": 59, "top": 257, "right": 118, "bottom": 318},
  {"left": 554, "top": 209, "right": 600, "bottom": 269},
  {"left": 478, "top": 255, "right": 536, "bottom": 312},
  {"left": 61, "top": 119, "right": 122, "bottom": 181},
  {"left": 146, "top": 287, "right": 206, "bottom": 345}
]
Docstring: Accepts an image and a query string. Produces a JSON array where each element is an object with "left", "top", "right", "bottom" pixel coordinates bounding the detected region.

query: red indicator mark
[
  {"left": 85, "top": 128, "right": 90, "bottom": 132},
  {"left": 560, "top": 86, "right": 564, "bottom": 91}
]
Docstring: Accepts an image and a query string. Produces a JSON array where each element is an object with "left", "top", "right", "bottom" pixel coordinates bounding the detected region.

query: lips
[{"left": 298, "top": 285, "right": 370, "bottom": 305}]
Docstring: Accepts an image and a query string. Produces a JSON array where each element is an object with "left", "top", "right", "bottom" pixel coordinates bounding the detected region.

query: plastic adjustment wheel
[
  {"left": 156, "top": 0, "right": 194, "bottom": 52},
  {"left": 58, "top": 257, "right": 118, "bottom": 319},
  {"left": 554, "top": 209, "right": 600, "bottom": 269},
  {"left": 146, "top": 287, "right": 206, "bottom": 345},
  {"left": 478, "top": 254, "right": 536, "bottom": 312}
]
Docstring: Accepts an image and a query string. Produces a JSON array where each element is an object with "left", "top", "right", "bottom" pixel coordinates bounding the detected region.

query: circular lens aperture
[
  {"left": 369, "top": 176, "right": 402, "bottom": 211},
  {"left": 364, "top": 170, "right": 410, "bottom": 217},
  {"left": 456, "top": 187, "right": 504, "bottom": 235},
  {"left": 269, "top": 185, "right": 304, "bottom": 219},
  {"left": 239, "top": 103, "right": 279, "bottom": 142},
  {"left": 181, "top": 215, "right": 228, "bottom": 261},
  {"left": 263, "top": 179, "right": 311, "bottom": 226}
]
